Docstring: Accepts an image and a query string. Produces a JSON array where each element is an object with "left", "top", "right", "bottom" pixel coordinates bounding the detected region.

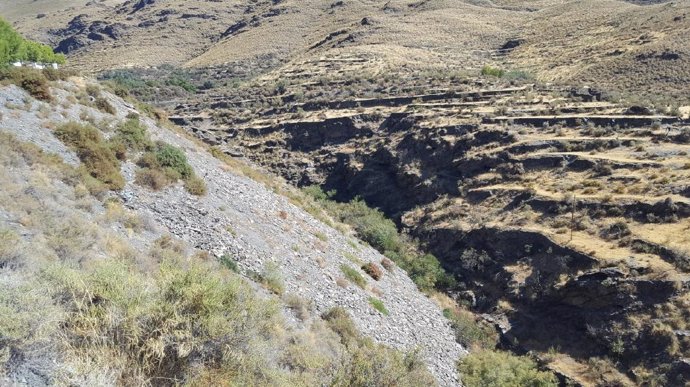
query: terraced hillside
[
  {"left": 12, "top": 0, "right": 690, "bottom": 103},
  {"left": 169, "top": 67, "right": 690, "bottom": 385},
  {"left": 9, "top": 0, "right": 690, "bottom": 384}
]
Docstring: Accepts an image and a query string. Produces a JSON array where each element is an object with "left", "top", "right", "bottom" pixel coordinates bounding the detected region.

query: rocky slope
[
  {"left": 0, "top": 77, "right": 464, "bottom": 385},
  {"left": 171, "top": 69, "right": 690, "bottom": 385}
]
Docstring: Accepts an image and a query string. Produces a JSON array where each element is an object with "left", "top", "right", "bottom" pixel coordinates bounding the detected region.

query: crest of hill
[{"left": 11, "top": 0, "right": 690, "bottom": 101}]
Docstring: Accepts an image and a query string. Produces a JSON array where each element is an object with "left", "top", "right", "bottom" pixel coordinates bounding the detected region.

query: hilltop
[{"left": 10, "top": 0, "right": 690, "bottom": 103}]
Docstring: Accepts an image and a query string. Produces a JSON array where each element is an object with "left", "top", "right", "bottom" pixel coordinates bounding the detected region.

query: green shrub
[
  {"left": 407, "top": 253, "right": 451, "bottom": 291},
  {"left": 458, "top": 350, "right": 557, "bottom": 387},
  {"left": 443, "top": 308, "right": 497, "bottom": 349},
  {"left": 368, "top": 297, "right": 389, "bottom": 315},
  {"left": 55, "top": 122, "right": 124, "bottom": 190},
  {"left": 481, "top": 65, "right": 505, "bottom": 78},
  {"left": 219, "top": 254, "right": 239, "bottom": 273},
  {"left": 0, "top": 17, "right": 66, "bottom": 64},
  {"left": 155, "top": 143, "right": 193, "bottom": 179},
  {"left": 303, "top": 185, "right": 454, "bottom": 291},
  {"left": 303, "top": 184, "right": 336, "bottom": 201},
  {"left": 340, "top": 198, "right": 401, "bottom": 253},
  {"left": 113, "top": 117, "right": 152, "bottom": 152},
  {"left": 135, "top": 141, "right": 204, "bottom": 195},
  {"left": 341, "top": 264, "right": 367, "bottom": 288}
]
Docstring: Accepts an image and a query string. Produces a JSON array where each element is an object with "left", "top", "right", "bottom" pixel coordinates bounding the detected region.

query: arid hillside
[
  {"left": 6, "top": 0, "right": 690, "bottom": 385},
  {"left": 166, "top": 63, "right": 690, "bottom": 384},
  {"left": 0, "top": 68, "right": 469, "bottom": 386},
  {"left": 12, "top": 0, "right": 690, "bottom": 101}
]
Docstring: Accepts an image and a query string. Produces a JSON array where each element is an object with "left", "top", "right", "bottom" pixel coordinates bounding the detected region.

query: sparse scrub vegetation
[
  {"left": 119, "top": 121, "right": 207, "bottom": 195},
  {"left": 55, "top": 121, "right": 125, "bottom": 191},
  {"left": 341, "top": 264, "right": 367, "bottom": 288},
  {"left": 322, "top": 307, "right": 435, "bottom": 385},
  {"left": 304, "top": 186, "right": 453, "bottom": 291},
  {"left": 368, "top": 297, "right": 389, "bottom": 315},
  {"left": 458, "top": 350, "right": 558, "bottom": 387},
  {"left": 0, "top": 67, "right": 52, "bottom": 101},
  {"left": 0, "top": 228, "right": 22, "bottom": 268}
]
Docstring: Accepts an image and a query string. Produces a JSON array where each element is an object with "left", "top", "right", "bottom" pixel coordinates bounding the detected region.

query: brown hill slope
[{"left": 12, "top": 0, "right": 690, "bottom": 102}]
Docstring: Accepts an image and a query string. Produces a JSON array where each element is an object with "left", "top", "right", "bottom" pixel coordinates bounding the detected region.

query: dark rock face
[
  {"left": 222, "top": 20, "right": 248, "bottom": 38},
  {"left": 500, "top": 38, "right": 524, "bottom": 51},
  {"left": 52, "top": 15, "right": 128, "bottom": 54},
  {"left": 55, "top": 36, "right": 87, "bottom": 54},
  {"left": 130, "top": 0, "right": 156, "bottom": 14},
  {"left": 624, "top": 105, "right": 654, "bottom": 115},
  {"left": 636, "top": 50, "right": 682, "bottom": 61},
  {"left": 87, "top": 32, "right": 105, "bottom": 41}
]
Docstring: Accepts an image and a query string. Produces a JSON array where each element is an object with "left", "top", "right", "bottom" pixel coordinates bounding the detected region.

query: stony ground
[{"left": 0, "top": 81, "right": 465, "bottom": 386}]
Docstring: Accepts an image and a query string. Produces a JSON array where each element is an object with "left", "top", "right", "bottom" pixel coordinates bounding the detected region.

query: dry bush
[
  {"left": 0, "top": 67, "right": 52, "bottom": 101},
  {"left": 54, "top": 122, "right": 124, "bottom": 190},
  {"left": 381, "top": 257, "right": 395, "bottom": 271},
  {"left": 362, "top": 262, "right": 383, "bottom": 280},
  {"left": 94, "top": 97, "right": 115, "bottom": 115},
  {"left": 0, "top": 228, "right": 22, "bottom": 268},
  {"left": 135, "top": 168, "right": 168, "bottom": 190},
  {"left": 184, "top": 175, "right": 207, "bottom": 196}
]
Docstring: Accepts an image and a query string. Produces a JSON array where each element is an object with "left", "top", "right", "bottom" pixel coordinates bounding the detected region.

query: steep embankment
[{"left": 0, "top": 74, "right": 463, "bottom": 385}]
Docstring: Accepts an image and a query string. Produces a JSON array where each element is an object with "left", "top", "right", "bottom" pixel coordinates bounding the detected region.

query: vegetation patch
[
  {"left": 458, "top": 350, "right": 557, "bottom": 387},
  {"left": 114, "top": 118, "right": 207, "bottom": 196},
  {"left": 340, "top": 264, "right": 367, "bottom": 288},
  {"left": 322, "top": 307, "right": 435, "bottom": 385},
  {"left": 362, "top": 262, "right": 383, "bottom": 280},
  {"left": 55, "top": 121, "right": 125, "bottom": 191},
  {"left": 110, "top": 117, "right": 153, "bottom": 157},
  {"left": 0, "top": 18, "right": 65, "bottom": 65},
  {"left": 304, "top": 186, "right": 453, "bottom": 291},
  {"left": 481, "top": 65, "right": 505, "bottom": 78},
  {"left": 368, "top": 297, "right": 389, "bottom": 315},
  {"left": 41, "top": 258, "right": 281, "bottom": 385},
  {"left": 0, "top": 67, "right": 52, "bottom": 101},
  {"left": 443, "top": 308, "right": 497, "bottom": 350}
]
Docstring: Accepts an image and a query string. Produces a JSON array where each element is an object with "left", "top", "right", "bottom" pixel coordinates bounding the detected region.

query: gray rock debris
[{"left": 0, "top": 83, "right": 466, "bottom": 386}]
